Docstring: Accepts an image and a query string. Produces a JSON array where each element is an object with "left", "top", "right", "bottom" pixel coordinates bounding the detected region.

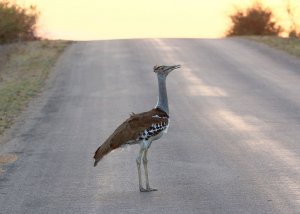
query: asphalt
[{"left": 0, "top": 38, "right": 300, "bottom": 214}]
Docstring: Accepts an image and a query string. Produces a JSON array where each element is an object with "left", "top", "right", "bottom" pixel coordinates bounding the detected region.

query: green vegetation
[
  {"left": 0, "top": 40, "right": 71, "bottom": 135},
  {"left": 247, "top": 36, "right": 300, "bottom": 58},
  {"left": 226, "top": 2, "right": 283, "bottom": 37},
  {"left": 0, "top": 0, "right": 39, "bottom": 44}
]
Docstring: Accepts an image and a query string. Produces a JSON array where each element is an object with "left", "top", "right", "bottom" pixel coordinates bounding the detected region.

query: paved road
[{"left": 0, "top": 39, "right": 300, "bottom": 213}]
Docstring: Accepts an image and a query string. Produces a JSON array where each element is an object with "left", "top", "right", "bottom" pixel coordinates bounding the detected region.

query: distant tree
[
  {"left": 0, "top": 0, "right": 39, "bottom": 44},
  {"left": 285, "top": 0, "right": 300, "bottom": 38},
  {"left": 226, "top": 2, "right": 283, "bottom": 36}
]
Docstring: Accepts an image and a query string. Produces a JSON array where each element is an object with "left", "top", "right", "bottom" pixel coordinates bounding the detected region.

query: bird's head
[{"left": 153, "top": 65, "right": 181, "bottom": 76}]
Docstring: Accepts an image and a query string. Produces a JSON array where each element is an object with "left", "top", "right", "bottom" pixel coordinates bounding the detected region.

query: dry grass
[
  {"left": 247, "top": 36, "right": 300, "bottom": 58},
  {"left": 0, "top": 40, "right": 71, "bottom": 135}
]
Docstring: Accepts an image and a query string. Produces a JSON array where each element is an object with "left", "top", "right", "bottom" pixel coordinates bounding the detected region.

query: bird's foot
[{"left": 140, "top": 187, "right": 157, "bottom": 192}]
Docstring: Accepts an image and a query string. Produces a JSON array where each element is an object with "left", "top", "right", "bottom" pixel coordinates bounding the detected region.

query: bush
[
  {"left": 226, "top": 2, "right": 283, "bottom": 36},
  {"left": 285, "top": 0, "right": 300, "bottom": 38},
  {"left": 288, "top": 30, "right": 300, "bottom": 38},
  {"left": 0, "top": 0, "right": 39, "bottom": 44}
]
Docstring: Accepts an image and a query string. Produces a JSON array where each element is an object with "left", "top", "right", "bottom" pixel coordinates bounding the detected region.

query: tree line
[{"left": 0, "top": 0, "right": 299, "bottom": 44}]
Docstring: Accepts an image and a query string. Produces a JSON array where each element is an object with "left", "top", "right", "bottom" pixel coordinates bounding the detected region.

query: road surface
[{"left": 0, "top": 39, "right": 300, "bottom": 213}]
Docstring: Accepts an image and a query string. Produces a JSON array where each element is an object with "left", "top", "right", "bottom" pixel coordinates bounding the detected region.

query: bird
[{"left": 94, "top": 64, "right": 181, "bottom": 192}]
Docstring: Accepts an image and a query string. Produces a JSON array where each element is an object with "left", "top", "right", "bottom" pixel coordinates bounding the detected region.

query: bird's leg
[
  {"left": 143, "top": 149, "right": 157, "bottom": 192},
  {"left": 136, "top": 147, "right": 146, "bottom": 192}
]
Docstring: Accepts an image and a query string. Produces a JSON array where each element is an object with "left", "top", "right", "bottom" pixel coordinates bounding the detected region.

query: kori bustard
[{"left": 94, "top": 65, "right": 181, "bottom": 192}]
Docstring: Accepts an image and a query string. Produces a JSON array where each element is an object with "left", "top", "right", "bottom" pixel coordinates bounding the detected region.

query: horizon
[{"left": 15, "top": 0, "right": 299, "bottom": 40}]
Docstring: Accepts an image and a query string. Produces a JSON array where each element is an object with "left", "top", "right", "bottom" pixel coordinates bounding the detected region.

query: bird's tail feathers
[
  {"left": 94, "top": 159, "right": 100, "bottom": 167},
  {"left": 93, "top": 140, "right": 113, "bottom": 167}
]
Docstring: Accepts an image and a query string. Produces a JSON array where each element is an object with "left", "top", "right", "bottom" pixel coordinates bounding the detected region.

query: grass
[
  {"left": 246, "top": 36, "right": 300, "bottom": 58},
  {"left": 0, "top": 40, "right": 71, "bottom": 135}
]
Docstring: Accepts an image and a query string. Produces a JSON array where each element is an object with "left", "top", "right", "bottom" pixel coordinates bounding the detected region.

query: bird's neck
[{"left": 155, "top": 75, "right": 169, "bottom": 115}]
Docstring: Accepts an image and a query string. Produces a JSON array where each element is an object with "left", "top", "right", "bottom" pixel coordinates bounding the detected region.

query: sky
[{"left": 15, "top": 0, "right": 300, "bottom": 40}]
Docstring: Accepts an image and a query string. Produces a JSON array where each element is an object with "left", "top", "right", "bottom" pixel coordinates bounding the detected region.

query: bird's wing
[
  {"left": 94, "top": 108, "right": 168, "bottom": 163},
  {"left": 108, "top": 108, "right": 169, "bottom": 149}
]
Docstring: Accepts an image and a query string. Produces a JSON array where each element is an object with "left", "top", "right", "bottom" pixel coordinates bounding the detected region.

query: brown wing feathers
[{"left": 93, "top": 108, "right": 168, "bottom": 166}]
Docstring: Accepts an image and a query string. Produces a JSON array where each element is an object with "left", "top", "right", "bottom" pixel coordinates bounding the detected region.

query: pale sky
[{"left": 16, "top": 0, "right": 299, "bottom": 40}]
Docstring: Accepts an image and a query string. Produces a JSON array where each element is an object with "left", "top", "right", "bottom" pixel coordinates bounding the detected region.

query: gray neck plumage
[{"left": 155, "top": 74, "right": 169, "bottom": 115}]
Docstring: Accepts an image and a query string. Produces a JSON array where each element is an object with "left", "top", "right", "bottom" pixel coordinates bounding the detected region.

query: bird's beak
[
  {"left": 168, "top": 65, "right": 181, "bottom": 71},
  {"left": 172, "top": 65, "right": 181, "bottom": 70}
]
